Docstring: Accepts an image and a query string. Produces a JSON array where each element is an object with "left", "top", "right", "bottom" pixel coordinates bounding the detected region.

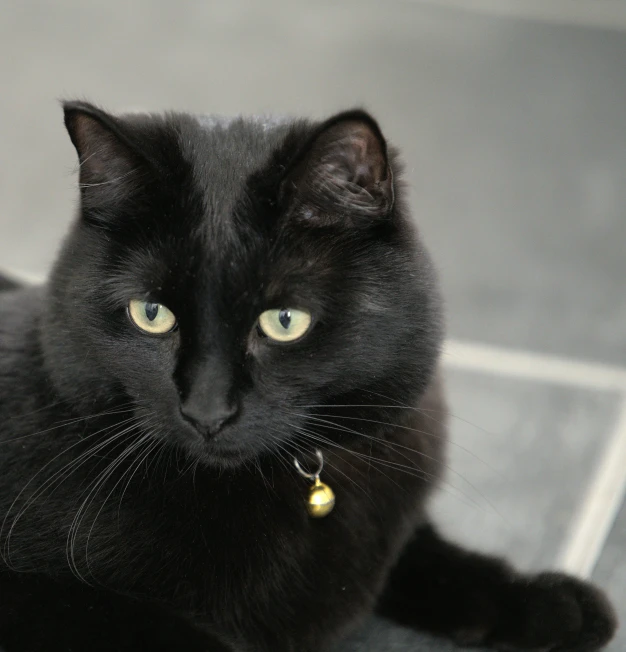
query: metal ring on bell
[{"left": 293, "top": 449, "right": 324, "bottom": 480}]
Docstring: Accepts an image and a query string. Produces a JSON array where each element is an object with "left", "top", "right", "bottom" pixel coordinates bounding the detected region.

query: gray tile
[
  {"left": 2, "top": 2, "right": 626, "bottom": 364},
  {"left": 335, "top": 617, "right": 465, "bottom": 652},
  {"left": 432, "top": 369, "right": 621, "bottom": 571},
  {"left": 592, "top": 498, "right": 626, "bottom": 652}
]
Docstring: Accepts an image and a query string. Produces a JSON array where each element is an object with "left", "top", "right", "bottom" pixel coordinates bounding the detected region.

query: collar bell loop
[{"left": 293, "top": 449, "right": 335, "bottom": 518}]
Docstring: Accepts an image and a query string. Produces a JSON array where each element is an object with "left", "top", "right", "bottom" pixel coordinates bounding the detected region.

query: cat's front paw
[{"left": 484, "top": 572, "right": 617, "bottom": 652}]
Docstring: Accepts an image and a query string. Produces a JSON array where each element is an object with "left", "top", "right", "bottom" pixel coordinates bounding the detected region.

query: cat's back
[
  {"left": 0, "top": 282, "right": 46, "bottom": 400},
  {"left": 0, "top": 273, "right": 21, "bottom": 293},
  {"left": 0, "top": 280, "right": 43, "bottom": 339}
]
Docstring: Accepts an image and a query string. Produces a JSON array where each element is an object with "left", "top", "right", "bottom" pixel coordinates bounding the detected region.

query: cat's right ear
[
  {"left": 63, "top": 101, "right": 148, "bottom": 214},
  {"left": 280, "top": 110, "right": 394, "bottom": 227}
]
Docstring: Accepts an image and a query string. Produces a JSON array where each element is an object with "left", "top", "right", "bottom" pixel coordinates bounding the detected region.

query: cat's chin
[{"left": 190, "top": 439, "right": 262, "bottom": 469}]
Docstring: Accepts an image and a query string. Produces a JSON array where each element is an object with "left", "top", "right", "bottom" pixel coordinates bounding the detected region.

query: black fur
[
  {"left": 0, "top": 274, "right": 21, "bottom": 293},
  {"left": 0, "top": 103, "right": 617, "bottom": 651}
]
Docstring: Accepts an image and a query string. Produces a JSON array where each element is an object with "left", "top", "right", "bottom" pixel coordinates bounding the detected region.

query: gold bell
[
  {"left": 294, "top": 449, "right": 336, "bottom": 519},
  {"left": 307, "top": 477, "right": 336, "bottom": 518}
]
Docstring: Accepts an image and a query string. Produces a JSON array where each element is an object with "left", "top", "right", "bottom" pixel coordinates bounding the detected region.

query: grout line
[
  {"left": 442, "top": 339, "right": 626, "bottom": 392},
  {"left": 556, "top": 396, "right": 626, "bottom": 578},
  {"left": 1, "top": 269, "right": 46, "bottom": 286}
]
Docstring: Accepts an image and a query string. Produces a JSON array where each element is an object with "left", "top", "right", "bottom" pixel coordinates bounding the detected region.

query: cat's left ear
[
  {"left": 282, "top": 110, "right": 394, "bottom": 225},
  {"left": 63, "top": 101, "right": 153, "bottom": 219}
]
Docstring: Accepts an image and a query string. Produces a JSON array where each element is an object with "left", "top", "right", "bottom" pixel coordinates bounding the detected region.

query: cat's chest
[
  {"left": 118, "top": 448, "right": 430, "bottom": 617},
  {"left": 163, "top": 447, "right": 427, "bottom": 549}
]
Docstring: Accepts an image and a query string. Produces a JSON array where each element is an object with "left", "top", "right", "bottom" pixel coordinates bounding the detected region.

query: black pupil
[
  {"left": 144, "top": 303, "right": 159, "bottom": 322},
  {"left": 278, "top": 309, "right": 291, "bottom": 330}
]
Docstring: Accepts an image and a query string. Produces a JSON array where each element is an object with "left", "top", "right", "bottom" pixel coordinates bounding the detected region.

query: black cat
[{"left": 0, "top": 103, "right": 617, "bottom": 651}]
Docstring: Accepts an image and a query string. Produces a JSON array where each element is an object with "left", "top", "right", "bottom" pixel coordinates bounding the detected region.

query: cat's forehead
[
  {"left": 130, "top": 114, "right": 304, "bottom": 288},
  {"left": 169, "top": 114, "right": 300, "bottom": 238},
  {"left": 178, "top": 113, "right": 297, "bottom": 184},
  {"left": 195, "top": 113, "right": 291, "bottom": 132}
]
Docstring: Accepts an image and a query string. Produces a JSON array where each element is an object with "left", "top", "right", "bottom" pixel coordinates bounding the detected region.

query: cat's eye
[
  {"left": 258, "top": 308, "right": 312, "bottom": 343},
  {"left": 128, "top": 300, "right": 177, "bottom": 335}
]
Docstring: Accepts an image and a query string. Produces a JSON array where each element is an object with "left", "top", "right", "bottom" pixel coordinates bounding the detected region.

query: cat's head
[{"left": 42, "top": 101, "right": 442, "bottom": 468}]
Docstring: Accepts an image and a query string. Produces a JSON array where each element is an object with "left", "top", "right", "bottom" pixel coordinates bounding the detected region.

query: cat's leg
[
  {"left": 376, "top": 524, "right": 617, "bottom": 651},
  {"left": 0, "top": 573, "right": 232, "bottom": 652}
]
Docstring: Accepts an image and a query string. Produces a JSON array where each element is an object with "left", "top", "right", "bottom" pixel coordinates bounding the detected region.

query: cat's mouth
[
  {"left": 204, "top": 439, "right": 248, "bottom": 460},
  {"left": 180, "top": 425, "right": 263, "bottom": 468}
]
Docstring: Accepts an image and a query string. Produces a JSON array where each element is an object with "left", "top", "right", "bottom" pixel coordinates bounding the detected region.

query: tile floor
[{"left": 1, "top": 1, "right": 625, "bottom": 649}]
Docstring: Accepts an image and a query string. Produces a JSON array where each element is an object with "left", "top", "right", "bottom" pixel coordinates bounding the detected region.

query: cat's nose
[{"left": 180, "top": 400, "right": 238, "bottom": 438}]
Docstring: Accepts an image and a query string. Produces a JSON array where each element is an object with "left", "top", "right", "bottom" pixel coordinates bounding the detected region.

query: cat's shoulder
[{"left": 0, "top": 281, "right": 44, "bottom": 317}]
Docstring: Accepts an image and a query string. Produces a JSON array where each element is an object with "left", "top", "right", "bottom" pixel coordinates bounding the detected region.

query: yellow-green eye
[
  {"left": 258, "top": 308, "right": 312, "bottom": 343},
  {"left": 128, "top": 299, "right": 177, "bottom": 335}
]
